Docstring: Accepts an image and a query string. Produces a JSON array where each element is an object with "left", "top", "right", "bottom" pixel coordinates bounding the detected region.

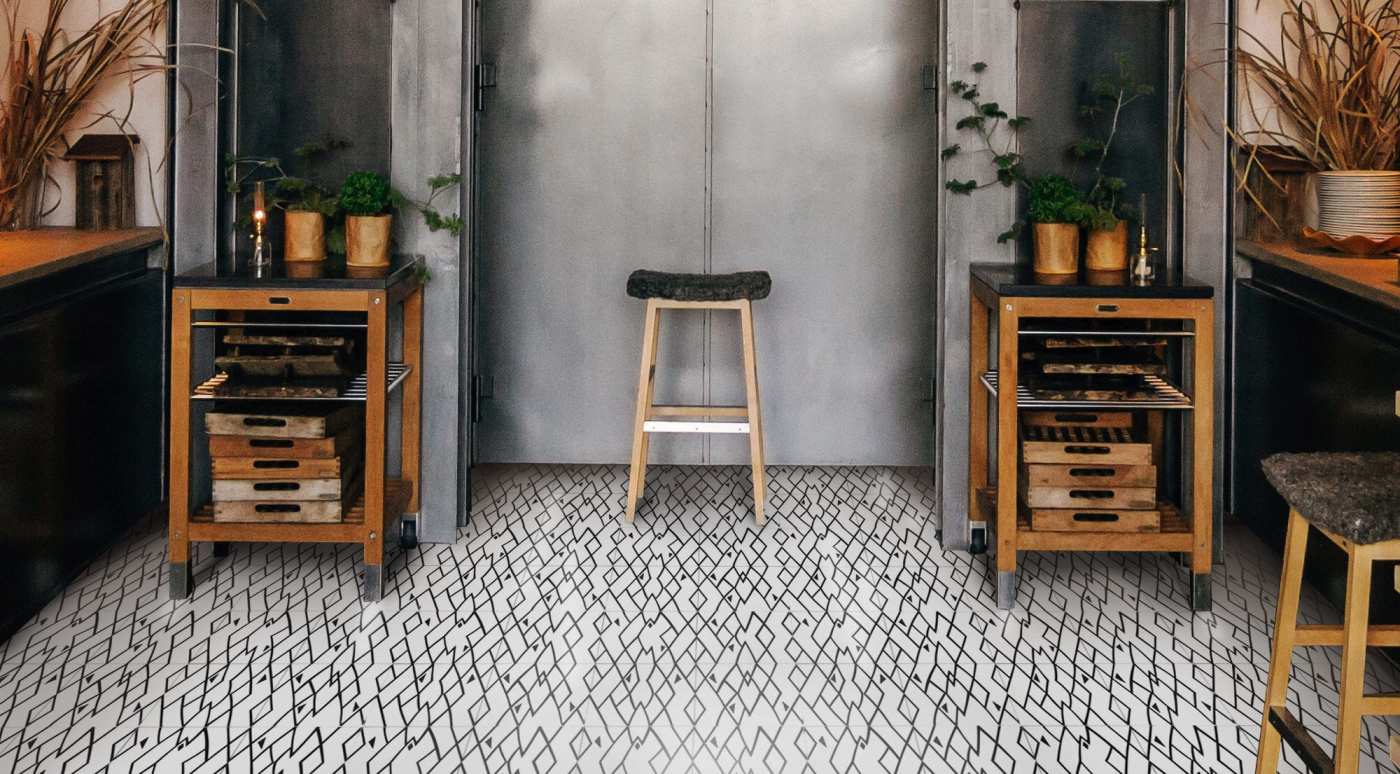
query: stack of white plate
[{"left": 1317, "top": 170, "right": 1400, "bottom": 238}]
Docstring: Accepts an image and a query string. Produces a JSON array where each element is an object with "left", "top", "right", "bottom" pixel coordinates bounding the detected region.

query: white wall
[{"left": 11, "top": 2, "right": 168, "bottom": 228}]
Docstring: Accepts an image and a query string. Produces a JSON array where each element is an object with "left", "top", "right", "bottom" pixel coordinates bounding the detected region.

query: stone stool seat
[
  {"left": 1255, "top": 451, "right": 1400, "bottom": 773},
  {"left": 1262, "top": 452, "right": 1400, "bottom": 544},
  {"left": 626, "top": 270, "right": 772, "bottom": 302}
]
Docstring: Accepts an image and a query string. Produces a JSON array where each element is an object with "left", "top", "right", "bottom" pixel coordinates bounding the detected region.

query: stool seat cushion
[
  {"left": 1262, "top": 452, "right": 1400, "bottom": 544},
  {"left": 627, "top": 270, "right": 771, "bottom": 302}
]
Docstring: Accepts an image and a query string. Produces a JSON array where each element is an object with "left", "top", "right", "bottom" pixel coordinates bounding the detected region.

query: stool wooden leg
[
  {"left": 1256, "top": 508, "right": 1310, "bottom": 774},
  {"left": 625, "top": 301, "right": 661, "bottom": 522},
  {"left": 739, "top": 301, "right": 766, "bottom": 525},
  {"left": 1335, "top": 542, "right": 1374, "bottom": 773}
]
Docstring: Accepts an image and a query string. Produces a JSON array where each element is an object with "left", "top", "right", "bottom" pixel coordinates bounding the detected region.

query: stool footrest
[
  {"left": 644, "top": 420, "right": 750, "bottom": 435},
  {"left": 1295, "top": 623, "right": 1400, "bottom": 647},
  {"left": 1268, "top": 707, "right": 1334, "bottom": 774},
  {"left": 648, "top": 405, "right": 748, "bottom": 419}
]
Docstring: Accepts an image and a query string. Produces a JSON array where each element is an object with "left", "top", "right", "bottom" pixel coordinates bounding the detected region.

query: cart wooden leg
[
  {"left": 1191, "top": 301, "right": 1215, "bottom": 611},
  {"left": 625, "top": 300, "right": 661, "bottom": 523},
  {"left": 401, "top": 286, "right": 424, "bottom": 514},
  {"left": 995, "top": 300, "right": 1020, "bottom": 610},
  {"left": 969, "top": 293, "right": 990, "bottom": 551},
  {"left": 168, "top": 289, "right": 193, "bottom": 600},
  {"left": 739, "top": 301, "right": 766, "bottom": 525},
  {"left": 1255, "top": 509, "right": 1308, "bottom": 774},
  {"left": 364, "top": 291, "right": 389, "bottom": 602}
]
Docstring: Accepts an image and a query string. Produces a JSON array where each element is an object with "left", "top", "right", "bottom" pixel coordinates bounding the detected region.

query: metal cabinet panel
[
  {"left": 708, "top": 0, "right": 938, "bottom": 465},
  {"left": 476, "top": 1, "right": 709, "bottom": 463}
]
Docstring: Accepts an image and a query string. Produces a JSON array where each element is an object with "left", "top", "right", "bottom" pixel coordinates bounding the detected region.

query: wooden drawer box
[
  {"left": 1023, "top": 486, "right": 1156, "bottom": 510},
  {"left": 212, "top": 456, "right": 341, "bottom": 479},
  {"left": 212, "top": 500, "right": 346, "bottom": 523},
  {"left": 1024, "top": 463, "right": 1156, "bottom": 488},
  {"left": 1021, "top": 424, "right": 1152, "bottom": 465},
  {"left": 207, "top": 428, "right": 359, "bottom": 459},
  {"left": 1029, "top": 507, "right": 1161, "bottom": 533},
  {"left": 205, "top": 405, "right": 359, "bottom": 439}
]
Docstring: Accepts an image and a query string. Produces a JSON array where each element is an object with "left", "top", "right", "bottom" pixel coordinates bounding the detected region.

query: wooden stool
[
  {"left": 623, "top": 269, "right": 772, "bottom": 524},
  {"left": 1256, "top": 452, "right": 1400, "bottom": 774}
]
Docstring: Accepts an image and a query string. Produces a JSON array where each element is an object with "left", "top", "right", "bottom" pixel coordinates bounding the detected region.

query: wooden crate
[
  {"left": 213, "top": 466, "right": 362, "bottom": 523},
  {"left": 205, "top": 404, "right": 360, "bottom": 439},
  {"left": 212, "top": 456, "right": 341, "bottom": 479},
  {"left": 207, "top": 427, "right": 360, "bottom": 459},
  {"left": 1024, "top": 463, "right": 1156, "bottom": 488},
  {"left": 1022, "top": 410, "right": 1132, "bottom": 429},
  {"left": 1029, "top": 507, "right": 1161, "bottom": 533},
  {"left": 1024, "top": 486, "right": 1157, "bottom": 510},
  {"left": 1021, "top": 424, "right": 1152, "bottom": 465}
]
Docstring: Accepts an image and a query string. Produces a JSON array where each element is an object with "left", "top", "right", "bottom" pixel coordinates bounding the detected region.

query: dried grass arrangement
[
  {"left": 1236, "top": 0, "right": 1400, "bottom": 173},
  {"left": 0, "top": 0, "right": 167, "bottom": 229}
]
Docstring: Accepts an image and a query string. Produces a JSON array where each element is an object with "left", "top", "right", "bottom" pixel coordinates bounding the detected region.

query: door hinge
[
  {"left": 921, "top": 64, "right": 938, "bottom": 93},
  {"left": 472, "top": 374, "right": 492, "bottom": 423},
  {"left": 474, "top": 63, "right": 497, "bottom": 112}
]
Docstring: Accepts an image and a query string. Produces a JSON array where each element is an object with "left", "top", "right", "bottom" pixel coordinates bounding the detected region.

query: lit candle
[{"left": 253, "top": 181, "right": 266, "bottom": 227}]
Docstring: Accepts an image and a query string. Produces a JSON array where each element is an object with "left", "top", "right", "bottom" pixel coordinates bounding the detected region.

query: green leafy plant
[
  {"left": 942, "top": 62, "right": 1036, "bottom": 242},
  {"left": 394, "top": 173, "right": 464, "bottom": 237},
  {"left": 1070, "top": 53, "right": 1153, "bottom": 230},
  {"left": 339, "top": 170, "right": 394, "bottom": 216},
  {"left": 1026, "top": 174, "right": 1094, "bottom": 225},
  {"left": 224, "top": 136, "right": 348, "bottom": 219}
]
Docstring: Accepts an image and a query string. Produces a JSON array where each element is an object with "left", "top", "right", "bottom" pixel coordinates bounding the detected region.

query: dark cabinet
[{"left": 0, "top": 263, "right": 163, "bottom": 640}]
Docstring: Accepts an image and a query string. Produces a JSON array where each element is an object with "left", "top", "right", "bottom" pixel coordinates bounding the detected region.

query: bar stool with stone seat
[
  {"left": 1256, "top": 452, "right": 1400, "bottom": 774},
  {"left": 623, "top": 269, "right": 771, "bottom": 524}
]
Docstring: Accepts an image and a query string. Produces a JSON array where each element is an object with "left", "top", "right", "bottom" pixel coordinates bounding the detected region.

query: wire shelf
[
  {"left": 193, "top": 363, "right": 411, "bottom": 401},
  {"left": 980, "top": 371, "right": 1193, "bottom": 410}
]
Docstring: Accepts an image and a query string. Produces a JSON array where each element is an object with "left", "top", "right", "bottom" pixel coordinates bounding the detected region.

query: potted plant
[
  {"left": 274, "top": 177, "right": 338, "bottom": 261},
  {"left": 1026, "top": 175, "right": 1093, "bottom": 275},
  {"left": 1236, "top": 0, "right": 1400, "bottom": 240},
  {"left": 1071, "top": 54, "right": 1153, "bottom": 271},
  {"left": 340, "top": 170, "right": 394, "bottom": 267}
]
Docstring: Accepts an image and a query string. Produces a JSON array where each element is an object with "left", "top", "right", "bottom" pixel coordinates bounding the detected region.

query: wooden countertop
[
  {"left": 1238, "top": 240, "right": 1400, "bottom": 313},
  {"left": 0, "top": 227, "right": 164, "bottom": 290}
]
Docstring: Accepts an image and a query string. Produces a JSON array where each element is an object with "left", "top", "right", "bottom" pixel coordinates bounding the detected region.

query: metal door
[
  {"left": 475, "top": 0, "right": 710, "bottom": 464},
  {"left": 476, "top": 1, "right": 937, "bottom": 465}
]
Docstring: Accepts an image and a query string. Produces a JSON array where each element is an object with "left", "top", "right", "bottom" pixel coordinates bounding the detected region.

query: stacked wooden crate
[
  {"left": 207, "top": 405, "right": 364, "bottom": 523},
  {"left": 1021, "top": 411, "right": 1159, "bottom": 532}
]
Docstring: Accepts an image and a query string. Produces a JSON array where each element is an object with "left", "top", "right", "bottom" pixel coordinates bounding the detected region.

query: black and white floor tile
[{"left": 1, "top": 465, "right": 1397, "bottom": 772}]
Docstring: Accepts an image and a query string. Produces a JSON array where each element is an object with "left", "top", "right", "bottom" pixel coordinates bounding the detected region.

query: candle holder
[{"left": 251, "top": 181, "right": 271, "bottom": 273}]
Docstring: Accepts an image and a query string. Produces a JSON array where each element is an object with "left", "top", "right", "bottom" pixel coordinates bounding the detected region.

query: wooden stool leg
[
  {"left": 1335, "top": 542, "right": 1374, "bottom": 773},
  {"left": 625, "top": 301, "right": 661, "bottom": 522},
  {"left": 1256, "top": 508, "right": 1310, "bottom": 774},
  {"left": 739, "top": 301, "right": 766, "bottom": 525}
]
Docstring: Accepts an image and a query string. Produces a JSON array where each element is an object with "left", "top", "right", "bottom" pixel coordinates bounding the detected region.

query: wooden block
[
  {"left": 211, "top": 500, "right": 345, "bottom": 523},
  {"left": 1024, "top": 463, "right": 1156, "bottom": 488},
  {"left": 205, "top": 405, "right": 360, "bottom": 439},
  {"left": 207, "top": 428, "right": 359, "bottom": 459},
  {"left": 222, "top": 333, "right": 350, "bottom": 348},
  {"left": 213, "top": 478, "right": 344, "bottom": 502},
  {"left": 1022, "top": 410, "right": 1133, "bottom": 429},
  {"left": 215, "top": 353, "right": 351, "bottom": 378},
  {"left": 1030, "top": 508, "right": 1161, "bottom": 533},
  {"left": 1024, "top": 486, "right": 1157, "bottom": 510},
  {"left": 212, "top": 456, "right": 341, "bottom": 479}
]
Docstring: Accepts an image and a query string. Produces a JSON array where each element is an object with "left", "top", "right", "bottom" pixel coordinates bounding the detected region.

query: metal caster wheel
[
  {"left": 399, "top": 519, "right": 418, "bottom": 550},
  {"left": 969, "top": 525, "right": 988, "bottom": 555}
]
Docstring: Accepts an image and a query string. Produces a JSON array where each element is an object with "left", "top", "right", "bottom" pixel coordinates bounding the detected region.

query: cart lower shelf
[
  {"left": 976, "top": 487, "right": 1194, "bottom": 552},
  {"left": 189, "top": 478, "right": 412, "bottom": 542}
]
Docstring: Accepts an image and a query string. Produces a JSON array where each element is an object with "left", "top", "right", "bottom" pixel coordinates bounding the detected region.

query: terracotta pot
[
  {"left": 1032, "top": 223, "right": 1080, "bottom": 275},
  {"left": 346, "top": 214, "right": 392, "bottom": 267},
  {"left": 283, "top": 211, "right": 326, "bottom": 262},
  {"left": 1085, "top": 220, "right": 1129, "bottom": 271}
]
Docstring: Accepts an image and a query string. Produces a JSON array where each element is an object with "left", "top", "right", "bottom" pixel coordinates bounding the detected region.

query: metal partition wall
[{"left": 475, "top": 0, "right": 939, "bottom": 465}]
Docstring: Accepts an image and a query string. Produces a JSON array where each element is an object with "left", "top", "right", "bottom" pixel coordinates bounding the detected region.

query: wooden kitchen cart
[
  {"left": 168, "top": 256, "right": 424, "bottom": 602},
  {"left": 968, "top": 263, "right": 1215, "bottom": 611}
]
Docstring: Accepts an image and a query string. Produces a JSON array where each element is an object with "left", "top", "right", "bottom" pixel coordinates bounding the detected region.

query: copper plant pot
[
  {"left": 1032, "top": 223, "right": 1080, "bottom": 275},
  {"left": 1085, "top": 220, "right": 1129, "bottom": 271},
  {"left": 283, "top": 211, "right": 326, "bottom": 262},
  {"left": 346, "top": 214, "right": 392, "bottom": 267}
]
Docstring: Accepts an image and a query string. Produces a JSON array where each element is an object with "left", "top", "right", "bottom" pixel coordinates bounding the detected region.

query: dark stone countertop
[
  {"left": 971, "top": 262, "right": 1214, "bottom": 299},
  {"left": 174, "top": 253, "right": 422, "bottom": 290}
]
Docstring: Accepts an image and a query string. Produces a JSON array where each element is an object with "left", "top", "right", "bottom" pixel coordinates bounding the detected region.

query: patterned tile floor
[{"left": 1, "top": 465, "right": 1397, "bottom": 772}]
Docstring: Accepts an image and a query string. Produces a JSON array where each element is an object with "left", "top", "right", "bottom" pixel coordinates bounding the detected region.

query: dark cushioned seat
[
  {"left": 627, "top": 269, "right": 771, "bottom": 302},
  {"left": 1262, "top": 452, "right": 1400, "bottom": 544}
]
